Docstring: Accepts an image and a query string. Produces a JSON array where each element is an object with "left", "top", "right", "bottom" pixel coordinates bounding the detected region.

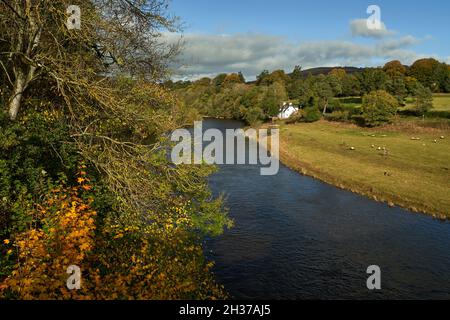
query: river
[{"left": 199, "top": 119, "right": 450, "bottom": 299}]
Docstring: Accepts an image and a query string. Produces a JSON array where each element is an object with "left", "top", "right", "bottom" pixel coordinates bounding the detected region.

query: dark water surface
[{"left": 201, "top": 119, "right": 450, "bottom": 300}]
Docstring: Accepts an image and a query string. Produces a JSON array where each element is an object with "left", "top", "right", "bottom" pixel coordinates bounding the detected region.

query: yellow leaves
[
  {"left": 0, "top": 172, "right": 227, "bottom": 300},
  {"left": 0, "top": 176, "right": 98, "bottom": 300},
  {"left": 77, "top": 177, "right": 86, "bottom": 184}
]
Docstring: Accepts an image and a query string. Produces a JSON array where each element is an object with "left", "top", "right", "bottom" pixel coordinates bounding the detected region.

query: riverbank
[{"left": 274, "top": 119, "right": 450, "bottom": 219}]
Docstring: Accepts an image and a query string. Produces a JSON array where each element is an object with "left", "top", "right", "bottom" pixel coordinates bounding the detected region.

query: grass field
[
  {"left": 431, "top": 94, "right": 450, "bottom": 111},
  {"left": 338, "top": 94, "right": 450, "bottom": 113},
  {"left": 277, "top": 119, "right": 450, "bottom": 218}
]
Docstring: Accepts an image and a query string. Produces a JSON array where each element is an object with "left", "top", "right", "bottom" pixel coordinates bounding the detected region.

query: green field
[
  {"left": 337, "top": 94, "right": 450, "bottom": 113},
  {"left": 431, "top": 94, "right": 450, "bottom": 111},
  {"left": 278, "top": 120, "right": 450, "bottom": 218}
]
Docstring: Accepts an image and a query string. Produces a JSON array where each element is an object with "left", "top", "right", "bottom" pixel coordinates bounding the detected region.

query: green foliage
[
  {"left": 286, "top": 107, "right": 321, "bottom": 124},
  {"left": 409, "top": 58, "right": 450, "bottom": 93},
  {"left": 361, "top": 90, "right": 399, "bottom": 126},
  {"left": 412, "top": 84, "right": 434, "bottom": 116},
  {"left": 383, "top": 60, "right": 407, "bottom": 76},
  {"left": 174, "top": 58, "right": 449, "bottom": 126},
  {"left": 325, "top": 111, "right": 350, "bottom": 122},
  {"left": 0, "top": 108, "right": 81, "bottom": 234},
  {"left": 222, "top": 73, "right": 245, "bottom": 87},
  {"left": 291, "top": 65, "right": 303, "bottom": 81},
  {"left": 358, "top": 68, "right": 389, "bottom": 94},
  {"left": 303, "top": 108, "right": 322, "bottom": 122}
]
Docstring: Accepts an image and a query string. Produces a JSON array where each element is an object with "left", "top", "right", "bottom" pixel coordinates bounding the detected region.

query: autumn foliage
[{"left": 1, "top": 171, "right": 226, "bottom": 300}]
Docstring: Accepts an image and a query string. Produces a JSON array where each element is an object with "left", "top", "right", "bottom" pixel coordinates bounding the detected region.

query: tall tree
[
  {"left": 409, "top": 58, "right": 450, "bottom": 93},
  {"left": 0, "top": 0, "right": 180, "bottom": 120},
  {"left": 412, "top": 83, "right": 433, "bottom": 116},
  {"left": 291, "top": 65, "right": 303, "bottom": 80}
]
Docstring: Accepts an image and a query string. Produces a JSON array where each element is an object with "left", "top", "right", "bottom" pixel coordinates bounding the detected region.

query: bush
[
  {"left": 303, "top": 107, "right": 322, "bottom": 122},
  {"left": 361, "top": 90, "right": 398, "bottom": 126},
  {"left": 286, "top": 107, "right": 322, "bottom": 124},
  {"left": 325, "top": 111, "right": 350, "bottom": 122},
  {"left": 426, "top": 110, "right": 450, "bottom": 119},
  {"left": 0, "top": 175, "right": 227, "bottom": 300}
]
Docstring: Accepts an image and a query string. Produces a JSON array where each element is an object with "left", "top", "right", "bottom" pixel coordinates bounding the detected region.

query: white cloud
[
  {"left": 164, "top": 32, "right": 435, "bottom": 80},
  {"left": 350, "top": 19, "right": 395, "bottom": 38}
]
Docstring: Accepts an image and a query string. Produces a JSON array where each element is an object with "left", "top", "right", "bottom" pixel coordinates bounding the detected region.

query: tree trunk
[
  {"left": 8, "top": 72, "right": 26, "bottom": 120},
  {"left": 322, "top": 100, "right": 328, "bottom": 115}
]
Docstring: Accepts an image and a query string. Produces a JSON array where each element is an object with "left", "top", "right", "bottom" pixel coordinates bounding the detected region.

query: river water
[{"left": 200, "top": 119, "right": 450, "bottom": 300}]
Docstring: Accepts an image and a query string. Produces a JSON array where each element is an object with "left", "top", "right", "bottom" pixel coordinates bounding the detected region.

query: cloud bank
[
  {"left": 349, "top": 19, "right": 394, "bottom": 38},
  {"left": 165, "top": 17, "right": 438, "bottom": 80}
]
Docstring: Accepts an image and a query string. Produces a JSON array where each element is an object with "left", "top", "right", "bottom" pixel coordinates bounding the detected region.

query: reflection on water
[{"left": 201, "top": 119, "right": 450, "bottom": 300}]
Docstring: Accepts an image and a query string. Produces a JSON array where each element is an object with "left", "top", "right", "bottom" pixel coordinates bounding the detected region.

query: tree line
[{"left": 168, "top": 58, "right": 450, "bottom": 126}]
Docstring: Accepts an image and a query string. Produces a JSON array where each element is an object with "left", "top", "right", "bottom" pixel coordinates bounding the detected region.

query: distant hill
[
  {"left": 246, "top": 66, "right": 367, "bottom": 84},
  {"left": 295, "top": 66, "right": 366, "bottom": 77}
]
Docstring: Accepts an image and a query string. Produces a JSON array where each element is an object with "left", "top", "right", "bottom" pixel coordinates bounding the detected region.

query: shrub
[
  {"left": 0, "top": 175, "right": 227, "bottom": 300},
  {"left": 286, "top": 107, "right": 322, "bottom": 124},
  {"left": 412, "top": 84, "right": 434, "bottom": 116},
  {"left": 303, "top": 107, "right": 322, "bottom": 123},
  {"left": 325, "top": 111, "right": 350, "bottom": 122},
  {"left": 361, "top": 90, "right": 399, "bottom": 126},
  {"left": 425, "top": 110, "right": 450, "bottom": 119}
]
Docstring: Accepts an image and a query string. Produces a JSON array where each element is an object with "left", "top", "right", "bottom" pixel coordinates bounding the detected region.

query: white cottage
[{"left": 278, "top": 102, "right": 298, "bottom": 119}]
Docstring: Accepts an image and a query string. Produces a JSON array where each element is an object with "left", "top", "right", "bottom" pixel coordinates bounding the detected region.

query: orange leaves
[
  {"left": 0, "top": 173, "right": 227, "bottom": 300},
  {"left": 82, "top": 185, "right": 92, "bottom": 191},
  {"left": 0, "top": 177, "right": 97, "bottom": 300},
  {"left": 76, "top": 168, "right": 93, "bottom": 191}
]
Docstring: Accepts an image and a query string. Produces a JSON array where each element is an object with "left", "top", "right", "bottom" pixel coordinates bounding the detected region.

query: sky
[{"left": 167, "top": 0, "right": 450, "bottom": 80}]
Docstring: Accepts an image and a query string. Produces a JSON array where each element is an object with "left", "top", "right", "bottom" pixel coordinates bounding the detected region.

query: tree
[
  {"left": 386, "top": 75, "right": 407, "bottom": 104},
  {"left": 261, "top": 82, "right": 287, "bottom": 117},
  {"left": 222, "top": 73, "right": 245, "bottom": 87},
  {"left": 313, "top": 76, "right": 333, "bottom": 114},
  {"left": 0, "top": 0, "right": 181, "bottom": 120},
  {"left": 213, "top": 73, "right": 228, "bottom": 88},
  {"left": 383, "top": 61, "right": 407, "bottom": 103},
  {"left": 238, "top": 71, "right": 246, "bottom": 83},
  {"left": 361, "top": 90, "right": 399, "bottom": 126},
  {"left": 342, "top": 74, "right": 361, "bottom": 97},
  {"left": 409, "top": 58, "right": 450, "bottom": 93},
  {"left": 195, "top": 77, "right": 212, "bottom": 87},
  {"left": 383, "top": 60, "right": 407, "bottom": 76},
  {"left": 405, "top": 76, "right": 420, "bottom": 95},
  {"left": 291, "top": 65, "right": 303, "bottom": 80},
  {"left": 358, "top": 68, "right": 388, "bottom": 94},
  {"left": 258, "top": 70, "right": 288, "bottom": 86},
  {"left": 412, "top": 83, "right": 433, "bottom": 116},
  {"left": 256, "top": 70, "right": 270, "bottom": 85},
  {"left": 327, "top": 71, "right": 343, "bottom": 97},
  {"left": 1, "top": 0, "right": 233, "bottom": 300}
]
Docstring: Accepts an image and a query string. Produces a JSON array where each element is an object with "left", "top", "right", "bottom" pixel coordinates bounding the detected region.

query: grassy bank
[{"left": 277, "top": 119, "right": 450, "bottom": 218}]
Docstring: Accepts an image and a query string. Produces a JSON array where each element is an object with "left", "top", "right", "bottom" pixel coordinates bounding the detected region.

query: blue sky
[{"left": 167, "top": 0, "right": 450, "bottom": 79}]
